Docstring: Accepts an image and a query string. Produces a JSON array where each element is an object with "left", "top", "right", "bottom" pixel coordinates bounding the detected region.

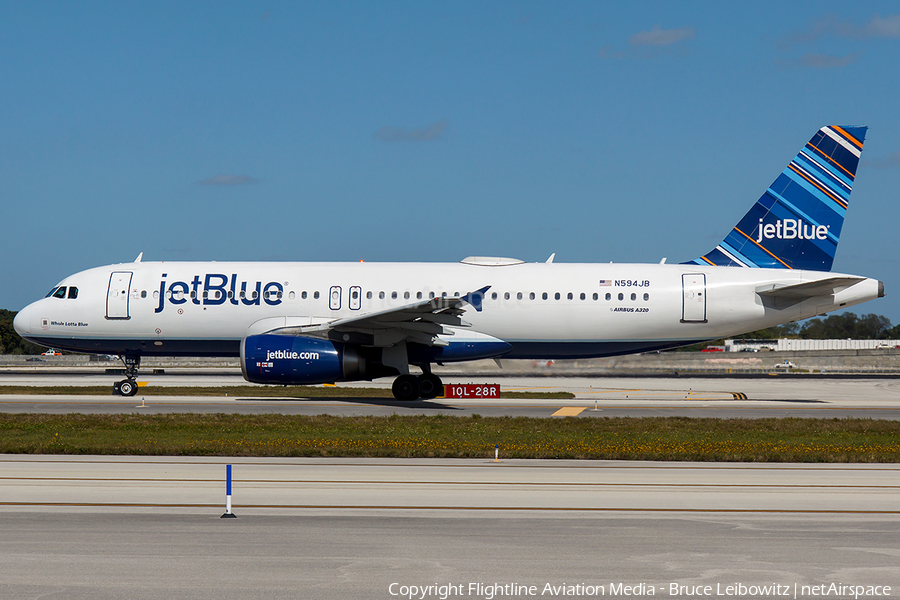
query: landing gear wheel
[
  {"left": 417, "top": 373, "right": 443, "bottom": 399},
  {"left": 392, "top": 374, "right": 421, "bottom": 401},
  {"left": 118, "top": 379, "right": 138, "bottom": 397}
]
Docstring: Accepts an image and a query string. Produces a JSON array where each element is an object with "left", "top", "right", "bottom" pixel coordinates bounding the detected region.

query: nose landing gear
[{"left": 113, "top": 355, "right": 141, "bottom": 397}]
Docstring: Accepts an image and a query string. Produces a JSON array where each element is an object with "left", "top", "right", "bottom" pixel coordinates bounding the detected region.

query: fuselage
[{"left": 13, "top": 259, "right": 883, "bottom": 359}]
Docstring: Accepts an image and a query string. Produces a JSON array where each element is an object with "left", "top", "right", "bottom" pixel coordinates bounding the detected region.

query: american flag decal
[{"left": 598, "top": 280, "right": 611, "bottom": 286}]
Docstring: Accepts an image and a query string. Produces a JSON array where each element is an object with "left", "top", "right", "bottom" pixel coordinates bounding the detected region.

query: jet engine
[{"left": 240, "top": 334, "right": 386, "bottom": 385}]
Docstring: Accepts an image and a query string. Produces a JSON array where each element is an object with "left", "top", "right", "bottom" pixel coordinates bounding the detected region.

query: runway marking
[
  {"left": 552, "top": 407, "right": 586, "bottom": 416},
  {"left": 2, "top": 477, "right": 899, "bottom": 489},
  {"left": 1, "top": 501, "right": 899, "bottom": 514}
]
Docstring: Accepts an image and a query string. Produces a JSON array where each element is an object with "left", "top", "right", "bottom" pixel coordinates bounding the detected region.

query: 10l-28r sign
[{"left": 444, "top": 384, "right": 500, "bottom": 399}]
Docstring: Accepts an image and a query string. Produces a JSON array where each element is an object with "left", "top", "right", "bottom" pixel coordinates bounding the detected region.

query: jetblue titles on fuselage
[{"left": 154, "top": 273, "right": 284, "bottom": 313}]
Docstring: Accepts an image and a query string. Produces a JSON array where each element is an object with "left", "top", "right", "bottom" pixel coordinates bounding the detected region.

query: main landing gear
[
  {"left": 113, "top": 355, "right": 140, "bottom": 397},
  {"left": 391, "top": 369, "right": 444, "bottom": 402}
]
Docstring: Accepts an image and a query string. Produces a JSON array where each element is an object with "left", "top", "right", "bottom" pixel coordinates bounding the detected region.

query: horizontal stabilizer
[{"left": 756, "top": 276, "right": 865, "bottom": 300}]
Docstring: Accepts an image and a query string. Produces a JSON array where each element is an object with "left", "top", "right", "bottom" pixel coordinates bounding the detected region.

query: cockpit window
[
  {"left": 45, "top": 287, "right": 59, "bottom": 298},
  {"left": 52, "top": 287, "right": 67, "bottom": 299},
  {"left": 67, "top": 287, "right": 78, "bottom": 299}
]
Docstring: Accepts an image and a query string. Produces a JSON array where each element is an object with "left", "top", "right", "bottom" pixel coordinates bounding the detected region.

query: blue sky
[{"left": 3, "top": 2, "right": 900, "bottom": 324}]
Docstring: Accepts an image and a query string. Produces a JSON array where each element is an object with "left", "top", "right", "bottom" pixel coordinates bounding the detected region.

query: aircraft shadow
[{"left": 236, "top": 396, "right": 460, "bottom": 410}]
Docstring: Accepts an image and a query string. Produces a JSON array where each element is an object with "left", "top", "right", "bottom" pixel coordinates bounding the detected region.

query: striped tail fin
[{"left": 686, "top": 125, "right": 866, "bottom": 271}]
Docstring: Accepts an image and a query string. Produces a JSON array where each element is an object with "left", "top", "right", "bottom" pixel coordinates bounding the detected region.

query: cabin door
[
  {"left": 107, "top": 271, "right": 133, "bottom": 319},
  {"left": 681, "top": 273, "right": 707, "bottom": 323}
]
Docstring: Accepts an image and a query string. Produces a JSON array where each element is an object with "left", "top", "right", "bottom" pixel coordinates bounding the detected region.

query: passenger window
[
  {"left": 529, "top": 292, "right": 535, "bottom": 300},
  {"left": 190, "top": 291, "right": 197, "bottom": 299},
  {"left": 392, "top": 291, "right": 398, "bottom": 299},
  {"left": 289, "top": 291, "right": 295, "bottom": 299},
  {"left": 644, "top": 293, "right": 649, "bottom": 301},
  {"left": 429, "top": 292, "right": 435, "bottom": 299},
  {"left": 618, "top": 293, "right": 624, "bottom": 301},
  {"left": 53, "top": 287, "right": 67, "bottom": 299},
  {"left": 567, "top": 292, "right": 573, "bottom": 300},
  {"left": 491, "top": 292, "right": 498, "bottom": 300},
  {"left": 542, "top": 292, "right": 548, "bottom": 300},
  {"left": 366, "top": 291, "right": 372, "bottom": 299},
  {"left": 403, "top": 291, "right": 409, "bottom": 299},
  {"left": 517, "top": 292, "right": 523, "bottom": 300},
  {"left": 313, "top": 291, "right": 319, "bottom": 299},
  {"left": 417, "top": 291, "right": 422, "bottom": 299},
  {"left": 592, "top": 293, "right": 598, "bottom": 300},
  {"left": 154, "top": 291, "right": 160, "bottom": 300},
  {"left": 504, "top": 292, "right": 510, "bottom": 300},
  {"left": 301, "top": 291, "right": 307, "bottom": 299},
  {"left": 203, "top": 291, "right": 209, "bottom": 299},
  {"left": 277, "top": 291, "right": 282, "bottom": 299},
  {"left": 379, "top": 291, "right": 385, "bottom": 299},
  {"left": 69, "top": 287, "right": 79, "bottom": 299},
  {"left": 631, "top": 293, "right": 636, "bottom": 301},
  {"left": 555, "top": 292, "right": 561, "bottom": 300},
  {"left": 605, "top": 293, "right": 611, "bottom": 300},
  {"left": 352, "top": 290, "right": 359, "bottom": 299},
  {"left": 579, "top": 293, "right": 585, "bottom": 300},
  {"left": 253, "top": 291, "right": 259, "bottom": 299}
]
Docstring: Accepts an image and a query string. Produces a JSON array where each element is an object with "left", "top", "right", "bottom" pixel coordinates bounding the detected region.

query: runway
[
  {"left": 3, "top": 374, "right": 899, "bottom": 597},
  {"left": 1, "top": 455, "right": 899, "bottom": 599},
  {"left": 2, "top": 372, "right": 900, "bottom": 418}
]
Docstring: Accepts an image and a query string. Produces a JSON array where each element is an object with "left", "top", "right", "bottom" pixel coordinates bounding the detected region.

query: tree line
[
  {"left": 743, "top": 312, "right": 899, "bottom": 341},
  {"left": 0, "top": 310, "right": 44, "bottom": 355}
]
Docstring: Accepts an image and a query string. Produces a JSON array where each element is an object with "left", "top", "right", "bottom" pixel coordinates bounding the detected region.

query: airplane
[{"left": 14, "top": 125, "right": 883, "bottom": 400}]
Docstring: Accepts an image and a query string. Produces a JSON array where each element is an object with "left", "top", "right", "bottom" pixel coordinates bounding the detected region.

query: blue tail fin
[{"left": 686, "top": 125, "right": 866, "bottom": 271}]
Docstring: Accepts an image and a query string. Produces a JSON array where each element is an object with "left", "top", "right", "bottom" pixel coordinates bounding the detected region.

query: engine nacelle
[{"left": 241, "top": 334, "right": 370, "bottom": 385}]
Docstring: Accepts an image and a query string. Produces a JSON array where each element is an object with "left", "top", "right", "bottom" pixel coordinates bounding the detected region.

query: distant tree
[
  {"left": 0, "top": 309, "right": 44, "bottom": 354},
  {"left": 671, "top": 311, "right": 894, "bottom": 352},
  {"left": 799, "top": 312, "right": 893, "bottom": 340},
  {"left": 739, "top": 322, "right": 801, "bottom": 339}
]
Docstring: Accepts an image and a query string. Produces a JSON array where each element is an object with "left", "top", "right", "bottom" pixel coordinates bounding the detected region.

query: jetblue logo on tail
[{"left": 756, "top": 219, "right": 830, "bottom": 243}]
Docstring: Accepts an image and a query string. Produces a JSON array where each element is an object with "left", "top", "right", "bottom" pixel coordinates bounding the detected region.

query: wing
[{"left": 269, "top": 286, "right": 491, "bottom": 348}]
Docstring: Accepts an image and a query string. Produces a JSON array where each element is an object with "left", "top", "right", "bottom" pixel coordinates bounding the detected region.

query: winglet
[{"left": 462, "top": 285, "right": 491, "bottom": 312}]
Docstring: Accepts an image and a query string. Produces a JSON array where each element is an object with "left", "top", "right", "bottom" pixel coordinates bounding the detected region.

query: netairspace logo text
[{"left": 387, "top": 581, "right": 893, "bottom": 599}]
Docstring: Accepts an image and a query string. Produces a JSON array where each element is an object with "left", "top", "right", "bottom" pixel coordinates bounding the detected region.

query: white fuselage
[{"left": 13, "top": 260, "right": 883, "bottom": 359}]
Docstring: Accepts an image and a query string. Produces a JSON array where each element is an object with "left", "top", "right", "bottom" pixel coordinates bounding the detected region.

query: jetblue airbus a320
[{"left": 14, "top": 126, "right": 884, "bottom": 400}]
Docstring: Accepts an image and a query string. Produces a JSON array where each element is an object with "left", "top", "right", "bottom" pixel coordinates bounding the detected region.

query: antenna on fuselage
[
  {"left": 545, "top": 253, "right": 555, "bottom": 263},
  {"left": 134, "top": 252, "right": 143, "bottom": 263}
]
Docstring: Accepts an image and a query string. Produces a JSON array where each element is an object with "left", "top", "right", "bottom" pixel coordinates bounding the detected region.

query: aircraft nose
[{"left": 13, "top": 304, "right": 34, "bottom": 337}]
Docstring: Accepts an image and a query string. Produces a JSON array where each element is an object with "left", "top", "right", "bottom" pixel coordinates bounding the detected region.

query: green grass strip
[
  {"left": 0, "top": 385, "right": 573, "bottom": 399},
  {"left": 1, "top": 414, "right": 898, "bottom": 462}
]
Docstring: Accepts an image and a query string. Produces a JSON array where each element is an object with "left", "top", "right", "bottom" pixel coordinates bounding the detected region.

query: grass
[
  {"left": 1, "top": 414, "right": 898, "bottom": 462},
  {"left": 0, "top": 385, "right": 574, "bottom": 399}
]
